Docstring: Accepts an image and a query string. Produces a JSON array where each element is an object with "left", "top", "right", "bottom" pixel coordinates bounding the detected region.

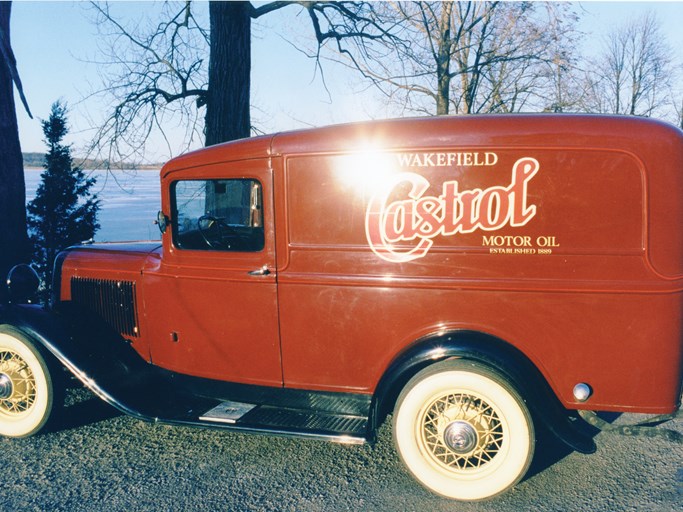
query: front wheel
[
  {"left": 0, "top": 326, "right": 56, "bottom": 438},
  {"left": 393, "top": 359, "right": 535, "bottom": 501}
]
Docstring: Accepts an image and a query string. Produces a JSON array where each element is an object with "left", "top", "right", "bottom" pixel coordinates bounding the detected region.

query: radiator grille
[{"left": 70, "top": 277, "right": 140, "bottom": 337}]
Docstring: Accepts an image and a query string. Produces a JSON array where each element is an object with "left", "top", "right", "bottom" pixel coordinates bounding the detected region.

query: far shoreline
[{"left": 24, "top": 166, "right": 161, "bottom": 171}]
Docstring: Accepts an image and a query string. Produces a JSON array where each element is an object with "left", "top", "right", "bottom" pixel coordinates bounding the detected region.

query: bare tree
[
  {"left": 534, "top": 3, "right": 583, "bottom": 113},
  {"left": 675, "top": 94, "right": 683, "bottom": 130},
  {"left": 311, "top": 1, "right": 581, "bottom": 116},
  {"left": 86, "top": 1, "right": 209, "bottom": 163},
  {"left": 664, "top": 62, "right": 683, "bottom": 129},
  {"left": 0, "top": 1, "right": 32, "bottom": 297},
  {"left": 581, "top": 12, "right": 671, "bottom": 117},
  {"left": 86, "top": 1, "right": 397, "bottom": 162}
]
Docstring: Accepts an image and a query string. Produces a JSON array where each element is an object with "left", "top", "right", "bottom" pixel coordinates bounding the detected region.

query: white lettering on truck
[
  {"left": 396, "top": 152, "right": 499, "bottom": 167},
  {"left": 365, "top": 157, "right": 540, "bottom": 263}
]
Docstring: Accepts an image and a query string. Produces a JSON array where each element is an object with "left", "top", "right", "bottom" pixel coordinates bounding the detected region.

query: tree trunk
[
  {"left": 435, "top": 2, "right": 453, "bottom": 116},
  {"left": 205, "top": 1, "right": 251, "bottom": 146},
  {"left": 0, "top": 2, "right": 29, "bottom": 299}
]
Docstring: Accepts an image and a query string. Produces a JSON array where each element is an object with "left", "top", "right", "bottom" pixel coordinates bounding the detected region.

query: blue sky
[{"left": 10, "top": 1, "right": 683, "bottom": 161}]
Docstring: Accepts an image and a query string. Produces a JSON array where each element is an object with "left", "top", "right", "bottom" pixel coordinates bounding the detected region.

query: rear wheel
[
  {"left": 393, "top": 359, "right": 534, "bottom": 501},
  {"left": 0, "top": 327, "right": 56, "bottom": 438}
]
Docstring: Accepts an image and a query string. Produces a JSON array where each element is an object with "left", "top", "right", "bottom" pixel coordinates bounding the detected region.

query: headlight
[{"left": 6, "top": 264, "right": 40, "bottom": 304}]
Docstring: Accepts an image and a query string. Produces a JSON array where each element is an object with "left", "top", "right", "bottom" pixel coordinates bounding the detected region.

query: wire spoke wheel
[
  {"left": 420, "top": 392, "right": 505, "bottom": 471},
  {"left": 0, "top": 349, "right": 38, "bottom": 415},
  {"left": 393, "top": 360, "right": 534, "bottom": 501},
  {"left": 0, "top": 328, "right": 55, "bottom": 438}
]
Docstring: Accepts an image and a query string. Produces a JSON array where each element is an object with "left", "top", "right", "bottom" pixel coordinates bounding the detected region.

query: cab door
[{"left": 143, "top": 159, "right": 281, "bottom": 386}]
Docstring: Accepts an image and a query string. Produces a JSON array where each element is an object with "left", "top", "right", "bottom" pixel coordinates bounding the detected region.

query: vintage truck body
[{"left": 1, "top": 115, "right": 682, "bottom": 501}]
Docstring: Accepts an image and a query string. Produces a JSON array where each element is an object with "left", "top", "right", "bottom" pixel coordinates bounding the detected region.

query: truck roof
[{"left": 161, "top": 114, "right": 682, "bottom": 177}]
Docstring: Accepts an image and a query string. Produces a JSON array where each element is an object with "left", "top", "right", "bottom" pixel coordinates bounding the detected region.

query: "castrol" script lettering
[{"left": 365, "top": 157, "right": 540, "bottom": 263}]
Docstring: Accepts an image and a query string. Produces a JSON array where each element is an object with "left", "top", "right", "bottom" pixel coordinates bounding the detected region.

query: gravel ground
[{"left": 1, "top": 387, "right": 681, "bottom": 512}]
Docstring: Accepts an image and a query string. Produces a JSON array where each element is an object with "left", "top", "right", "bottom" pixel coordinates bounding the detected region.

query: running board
[
  {"left": 74, "top": 365, "right": 371, "bottom": 444},
  {"left": 198, "top": 400, "right": 368, "bottom": 444},
  {"left": 70, "top": 364, "right": 371, "bottom": 444}
]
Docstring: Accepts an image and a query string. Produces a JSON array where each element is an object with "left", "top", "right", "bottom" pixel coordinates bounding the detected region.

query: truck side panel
[{"left": 274, "top": 143, "right": 683, "bottom": 414}]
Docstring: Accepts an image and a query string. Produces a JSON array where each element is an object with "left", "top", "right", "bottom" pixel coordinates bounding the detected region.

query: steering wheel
[{"left": 197, "top": 215, "right": 237, "bottom": 249}]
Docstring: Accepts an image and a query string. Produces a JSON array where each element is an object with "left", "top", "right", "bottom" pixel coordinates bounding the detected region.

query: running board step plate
[{"left": 200, "top": 401, "right": 257, "bottom": 424}]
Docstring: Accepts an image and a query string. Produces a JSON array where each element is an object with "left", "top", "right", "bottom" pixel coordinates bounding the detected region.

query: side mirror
[
  {"left": 6, "top": 264, "right": 40, "bottom": 304},
  {"left": 155, "top": 210, "right": 169, "bottom": 234}
]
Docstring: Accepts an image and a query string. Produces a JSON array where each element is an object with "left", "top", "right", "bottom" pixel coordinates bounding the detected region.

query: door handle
[{"left": 248, "top": 266, "right": 271, "bottom": 276}]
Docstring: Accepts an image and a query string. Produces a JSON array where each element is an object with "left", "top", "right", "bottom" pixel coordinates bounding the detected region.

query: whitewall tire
[
  {"left": 0, "top": 327, "right": 55, "bottom": 438},
  {"left": 393, "top": 359, "right": 535, "bottom": 501}
]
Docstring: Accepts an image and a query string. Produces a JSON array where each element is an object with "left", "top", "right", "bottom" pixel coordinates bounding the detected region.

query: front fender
[
  {"left": 0, "top": 304, "right": 70, "bottom": 356},
  {"left": 370, "top": 330, "right": 597, "bottom": 454},
  {"left": 0, "top": 302, "right": 156, "bottom": 421}
]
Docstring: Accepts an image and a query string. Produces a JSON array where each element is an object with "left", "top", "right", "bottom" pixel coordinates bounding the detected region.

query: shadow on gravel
[
  {"left": 525, "top": 412, "right": 620, "bottom": 480},
  {"left": 55, "top": 396, "right": 121, "bottom": 432},
  {"left": 46, "top": 384, "right": 122, "bottom": 435}
]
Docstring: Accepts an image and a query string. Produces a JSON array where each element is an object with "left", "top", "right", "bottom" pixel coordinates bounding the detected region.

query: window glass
[{"left": 172, "top": 179, "right": 264, "bottom": 252}]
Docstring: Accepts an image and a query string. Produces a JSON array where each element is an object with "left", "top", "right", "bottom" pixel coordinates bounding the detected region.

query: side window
[{"left": 172, "top": 179, "right": 264, "bottom": 252}]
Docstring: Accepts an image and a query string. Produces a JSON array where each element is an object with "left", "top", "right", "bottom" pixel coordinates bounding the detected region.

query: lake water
[{"left": 24, "top": 169, "right": 162, "bottom": 242}]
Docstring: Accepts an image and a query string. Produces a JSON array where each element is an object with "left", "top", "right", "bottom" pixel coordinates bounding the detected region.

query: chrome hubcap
[
  {"left": 0, "top": 373, "right": 14, "bottom": 400},
  {"left": 443, "top": 420, "right": 478, "bottom": 454},
  {"left": 0, "top": 373, "right": 13, "bottom": 400}
]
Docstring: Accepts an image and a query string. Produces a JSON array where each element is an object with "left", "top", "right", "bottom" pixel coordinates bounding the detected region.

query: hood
[{"left": 54, "top": 241, "right": 162, "bottom": 300}]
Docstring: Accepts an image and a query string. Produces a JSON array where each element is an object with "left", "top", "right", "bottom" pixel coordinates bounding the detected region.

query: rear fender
[{"left": 370, "top": 330, "right": 597, "bottom": 454}]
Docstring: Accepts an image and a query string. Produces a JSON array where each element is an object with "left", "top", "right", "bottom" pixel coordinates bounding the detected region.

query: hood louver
[{"left": 70, "top": 277, "right": 140, "bottom": 338}]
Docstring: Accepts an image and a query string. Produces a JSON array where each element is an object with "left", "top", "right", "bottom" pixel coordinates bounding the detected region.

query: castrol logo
[{"left": 365, "top": 157, "right": 540, "bottom": 263}]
